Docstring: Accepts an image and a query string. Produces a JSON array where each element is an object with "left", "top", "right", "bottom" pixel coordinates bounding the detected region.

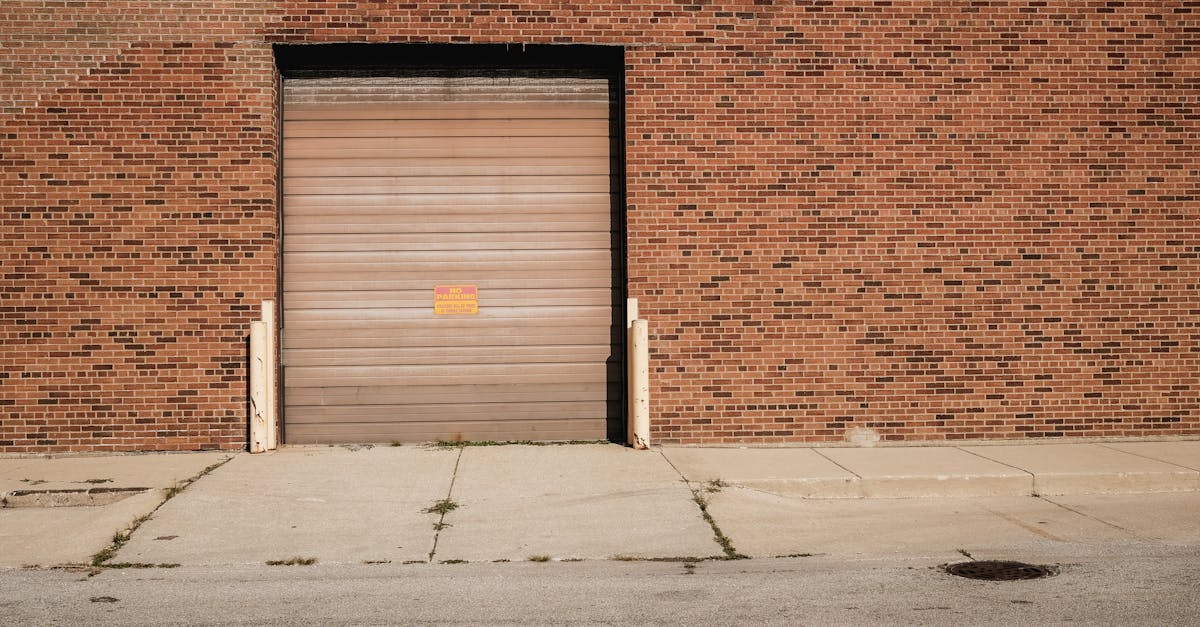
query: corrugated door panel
[{"left": 282, "top": 77, "right": 617, "bottom": 443}]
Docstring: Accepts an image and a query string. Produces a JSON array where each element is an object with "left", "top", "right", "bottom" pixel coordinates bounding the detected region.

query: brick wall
[
  {"left": 2, "top": 2, "right": 1197, "bottom": 451},
  {"left": 1, "top": 3, "right": 278, "bottom": 452}
]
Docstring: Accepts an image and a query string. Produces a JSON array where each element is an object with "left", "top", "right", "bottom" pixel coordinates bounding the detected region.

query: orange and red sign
[{"left": 434, "top": 285, "right": 478, "bottom": 315}]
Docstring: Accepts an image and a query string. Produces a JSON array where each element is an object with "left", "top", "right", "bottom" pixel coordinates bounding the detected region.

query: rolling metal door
[{"left": 281, "top": 77, "right": 618, "bottom": 443}]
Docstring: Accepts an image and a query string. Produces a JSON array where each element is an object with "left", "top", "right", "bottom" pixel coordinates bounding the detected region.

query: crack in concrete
[
  {"left": 89, "top": 454, "right": 235, "bottom": 568},
  {"left": 427, "top": 446, "right": 464, "bottom": 563},
  {"left": 656, "top": 449, "right": 746, "bottom": 560},
  {"left": 1097, "top": 443, "right": 1200, "bottom": 473},
  {"left": 1034, "top": 495, "right": 1146, "bottom": 541},
  {"left": 810, "top": 448, "right": 864, "bottom": 483},
  {"left": 957, "top": 447, "right": 1038, "bottom": 491}
]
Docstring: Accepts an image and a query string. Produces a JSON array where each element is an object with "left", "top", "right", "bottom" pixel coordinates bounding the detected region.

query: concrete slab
[
  {"left": 1043, "top": 492, "right": 1200, "bottom": 543},
  {"left": 963, "top": 444, "right": 1200, "bottom": 495},
  {"left": 115, "top": 446, "right": 458, "bottom": 566},
  {"left": 815, "top": 447, "right": 1032, "bottom": 498},
  {"left": 0, "top": 491, "right": 165, "bottom": 568},
  {"left": 1103, "top": 441, "right": 1200, "bottom": 472},
  {"left": 0, "top": 452, "right": 231, "bottom": 568},
  {"left": 705, "top": 488, "right": 1134, "bottom": 560},
  {"left": 660, "top": 447, "right": 860, "bottom": 498},
  {"left": 0, "top": 452, "right": 229, "bottom": 491},
  {"left": 435, "top": 445, "right": 719, "bottom": 562},
  {"left": 0, "top": 459, "right": 32, "bottom": 496}
]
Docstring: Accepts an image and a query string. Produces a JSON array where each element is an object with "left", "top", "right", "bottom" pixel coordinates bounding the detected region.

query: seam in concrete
[
  {"left": 956, "top": 446, "right": 1037, "bottom": 493},
  {"left": 809, "top": 449, "right": 865, "bottom": 490},
  {"left": 1033, "top": 495, "right": 1145, "bottom": 541},
  {"left": 1097, "top": 443, "right": 1200, "bottom": 472},
  {"left": 655, "top": 448, "right": 693, "bottom": 486},
  {"left": 732, "top": 483, "right": 825, "bottom": 502},
  {"left": 88, "top": 454, "right": 236, "bottom": 568},
  {"left": 656, "top": 449, "right": 745, "bottom": 560},
  {"left": 978, "top": 506, "right": 1069, "bottom": 543},
  {"left": 426, "top": 446, "right": 464, "bottom": 564}
]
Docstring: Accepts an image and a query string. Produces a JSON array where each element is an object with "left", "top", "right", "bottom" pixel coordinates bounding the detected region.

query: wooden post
[
  {"left": 249, "top": 321, "right": 268, "bottom": 454},
  {"left": 262, "top": 299, "right": 277, "bottom": 450},
  {"left": 628, "top": 319, "right": 650, "bottom": 450}
]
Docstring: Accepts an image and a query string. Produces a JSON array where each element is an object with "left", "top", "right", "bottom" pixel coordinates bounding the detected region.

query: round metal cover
[{"left": 944, "top": 560, "right": 1058, "bottom": 581}]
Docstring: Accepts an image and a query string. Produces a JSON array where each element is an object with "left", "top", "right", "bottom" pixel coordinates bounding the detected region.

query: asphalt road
[{"left": 3, "top": 543, "right": 1198, "bottom": 625}]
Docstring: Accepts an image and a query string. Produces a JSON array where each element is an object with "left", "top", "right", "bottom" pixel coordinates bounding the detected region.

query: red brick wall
[
  {"left": 2, "top": 2, "right": 1197, "bottom": 451},
  {"left": 1, "top": 2, "right": 279, "bottom": 452}
]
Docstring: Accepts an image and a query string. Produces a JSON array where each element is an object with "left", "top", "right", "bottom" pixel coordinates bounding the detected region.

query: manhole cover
[{"left": 944, "top": 560, "right": 1058, "bottom": 581}]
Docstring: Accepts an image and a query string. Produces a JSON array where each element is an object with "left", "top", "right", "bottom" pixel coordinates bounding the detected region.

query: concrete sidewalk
[
  {"left": 663, "top": 441, "right": 1200, "bottom": 498},
  {"left": 1, "top": 440, "right": 1197, "bottom": 568},
  {"left": 112, "top": 445, "right": 719, "bottom": 566},
  {"left": 0, "top": 452, "right": 232, "bottom": 568}
]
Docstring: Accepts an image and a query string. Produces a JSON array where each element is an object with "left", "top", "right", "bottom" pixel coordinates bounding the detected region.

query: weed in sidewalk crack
[
  {"left": 423, "top": 498, "right": 459, "bottom": 516},
  {"left": 100, "top": 562, "right": 180, "bottom": 569},
  {"left": 425, "top": 446, "right": 463, "bottom": 563},
  {"left": 266, "top": 557, "right": 317, "bottom": 566},
  {"left": 658, "top": 451, "right": 747, "bottom": 561},
  {"left": 689, "top": 487, "right": 747, "bottom": 561},
  {"left": 704, "top": 479, "right": 730, "bottom": 494},
  {"left": 610, "top": 555, "right": 718, "bottom": 563},
  {"left": 425, "top": 502, "right": 457, "bottom": 561},
  {"left": 89, "top": 531, "right": 130, "bottom": 567},
  {"left": 705, "top": 515, "right": 745, "bottom": 560},
  {"left": 528, "top": 555, "right": 551, "bottom": 563},
  {"left": 440, "top": 559, "right": 467, "bottom": 564}
]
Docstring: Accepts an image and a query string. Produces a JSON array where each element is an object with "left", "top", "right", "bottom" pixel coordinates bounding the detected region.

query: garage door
[{"left": 281, "top": 76, "right": 619, "bottom": 443}]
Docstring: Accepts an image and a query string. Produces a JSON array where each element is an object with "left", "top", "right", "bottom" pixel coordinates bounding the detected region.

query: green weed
[{"left": 266, "top": 557, "right": 317, "bottom": 566}]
